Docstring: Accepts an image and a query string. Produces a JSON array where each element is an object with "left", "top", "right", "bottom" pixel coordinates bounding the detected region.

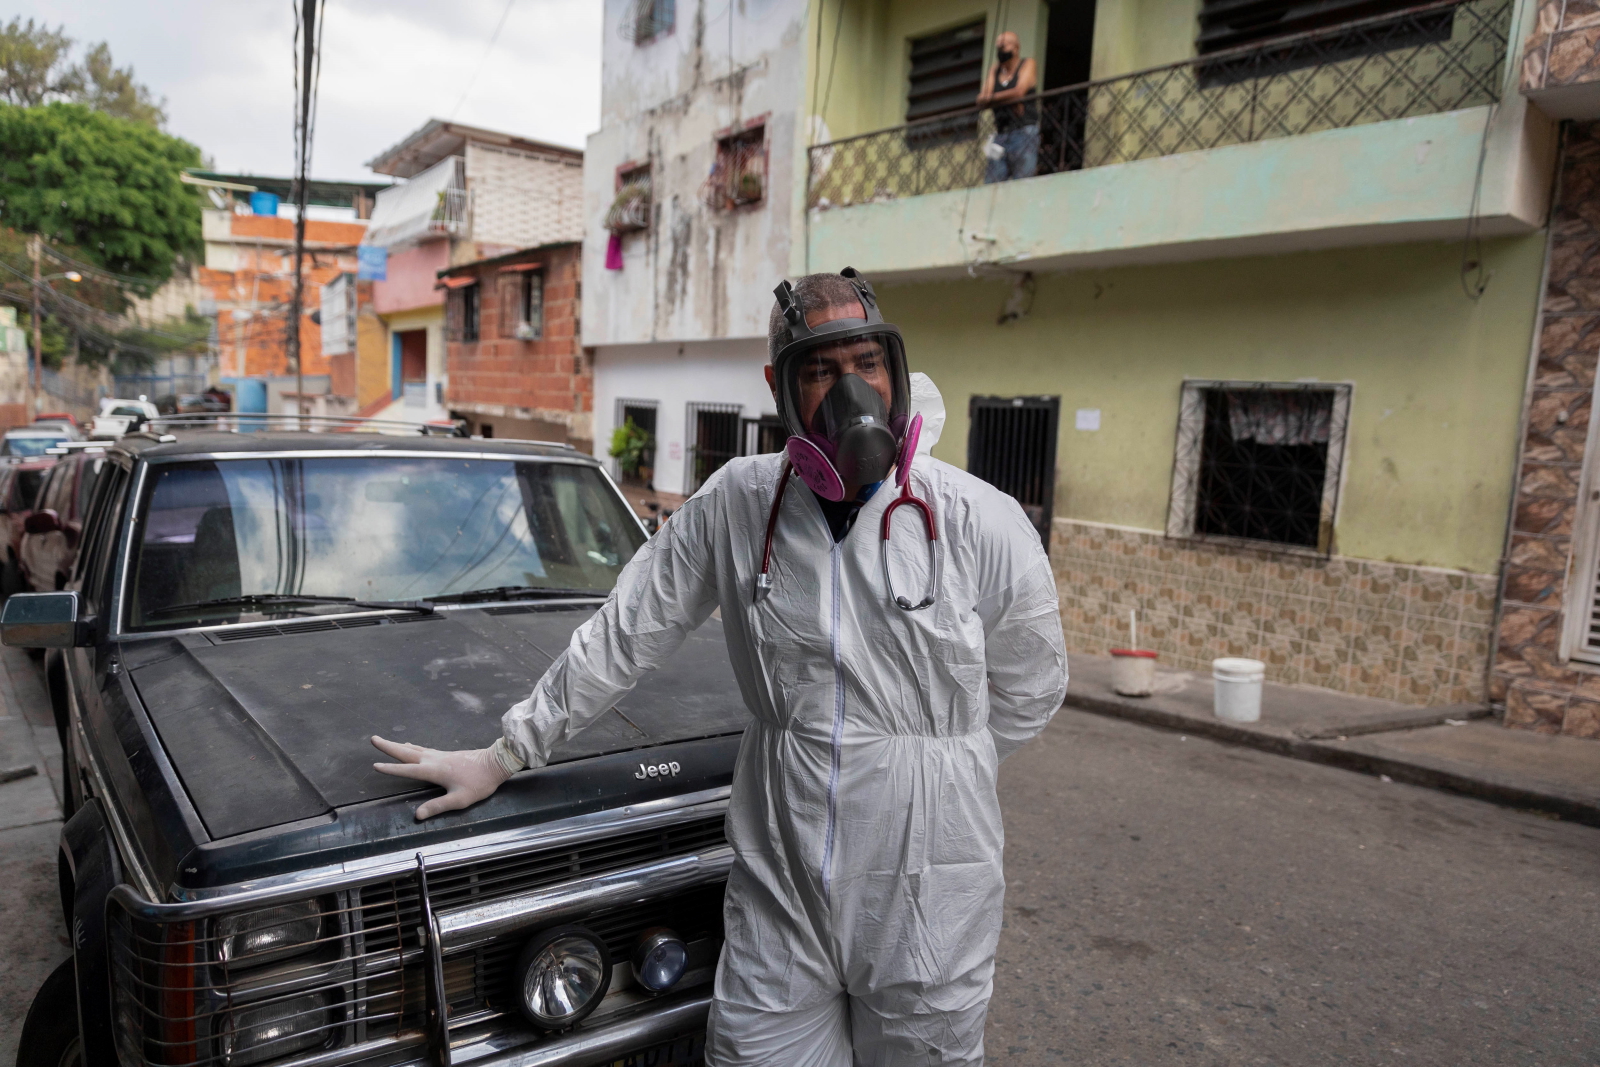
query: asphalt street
[{"left": 990, "top": 709, "right": 1600, "bottom": 1066}]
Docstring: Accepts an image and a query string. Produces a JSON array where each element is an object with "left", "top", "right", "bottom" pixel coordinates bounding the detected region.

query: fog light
[
  {"left": 220, "top": 990, "right": 333, "bottom": 1066},
  {"left": 215, "top": 900, "right": 323, "bottom": 968},
  {"left": 515, "top": 925, "right": 611, "bottom": 1029},
  {"left": 631, "top": 928, "right": 688, "bottom": 994}
]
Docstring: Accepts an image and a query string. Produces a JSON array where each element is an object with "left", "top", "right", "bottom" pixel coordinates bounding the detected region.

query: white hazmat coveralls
[{"left": 497, "top": 393, "right": 1067, "bottom": 1065}]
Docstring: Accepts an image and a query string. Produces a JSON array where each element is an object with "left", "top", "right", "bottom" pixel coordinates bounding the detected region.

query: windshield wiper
[
  {"left": 148, "top": 593, "right": 436, "bottom": 617},
  {"left": 424, "top": 585, "right": 606, "bottom": 605}
]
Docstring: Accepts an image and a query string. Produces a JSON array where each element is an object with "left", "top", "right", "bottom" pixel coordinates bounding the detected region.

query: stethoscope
[{"left": 754, "top": 461, "right": 940, "bottom": 610}]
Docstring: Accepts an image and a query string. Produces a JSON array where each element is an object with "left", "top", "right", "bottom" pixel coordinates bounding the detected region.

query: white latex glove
[{"left": 370, "top": 735, "right": 517, "bottom": 820}]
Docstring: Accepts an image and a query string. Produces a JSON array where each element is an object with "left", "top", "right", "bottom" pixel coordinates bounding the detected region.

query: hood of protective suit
[{"left": 910, "top": 372, "right": 945, "bottom": 457}]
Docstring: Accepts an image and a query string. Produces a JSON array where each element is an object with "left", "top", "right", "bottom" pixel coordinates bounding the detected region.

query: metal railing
[{"left": 807, "top": 0, "right": 1512, "bottom": 209}]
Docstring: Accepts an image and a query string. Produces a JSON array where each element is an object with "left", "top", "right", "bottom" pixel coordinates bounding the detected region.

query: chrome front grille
[{"left": 107, "top": 814, "right": 728, "bottom": 1067}]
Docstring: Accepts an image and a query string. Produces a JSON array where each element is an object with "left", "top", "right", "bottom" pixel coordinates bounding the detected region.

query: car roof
[
  {"left": 5, "top": 427, "right": 69, "bottom": 436},
  {"left": 114, "top": 430, "right": 600, "bottom": 465}
]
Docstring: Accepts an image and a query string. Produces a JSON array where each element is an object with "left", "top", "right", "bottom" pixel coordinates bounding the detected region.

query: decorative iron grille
[
  {"left": 1165, "top": 380, "right": 1352, "bottom": 554},
  {"left": 968, "top": 396, "right": 1060, "bottom": 546},
  {"left": 806, "top": 0, "right": 1510, "bottom": 209},
  {"left": 685, "top": 402, "right": 742, "bottom": 495}
]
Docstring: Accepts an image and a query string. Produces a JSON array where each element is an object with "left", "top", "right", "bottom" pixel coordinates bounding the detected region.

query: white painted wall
[
  {"left": 593, "top": 339, "right": 775, "bottom": 496},
  {"left": 582, "top": 0, "right": 809, "bottom": 347}
]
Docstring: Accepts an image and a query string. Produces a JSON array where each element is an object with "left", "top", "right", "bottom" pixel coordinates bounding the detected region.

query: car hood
[{"left": 124, "top": 603, "right": 750, "bottom": 840}]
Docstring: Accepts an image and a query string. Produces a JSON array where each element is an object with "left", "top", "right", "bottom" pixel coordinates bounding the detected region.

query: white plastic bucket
[
  {"left": 1212, "top": 657, "right": 1265, "bottom": 722},
  {"left": 1110, "top": 649, "right": 1157, "bottom": 697}
]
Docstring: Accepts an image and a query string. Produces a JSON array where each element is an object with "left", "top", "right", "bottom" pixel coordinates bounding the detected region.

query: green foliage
[
  {"left": 0, "top": 18, "right": 79, "bottom": 107},
  {"left": 0, "top": 103, "right": 203, "bottom": 284},
  {"left": 0, "top": 19, "right": 165, "bottom": 128},
  {"left": 609, "top": 418, "right": 655, "bottom": 477}
]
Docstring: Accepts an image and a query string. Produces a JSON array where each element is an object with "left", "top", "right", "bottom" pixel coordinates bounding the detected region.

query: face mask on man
[{"left": 998, "top": 46, "right": 1016, "bottom": 62}]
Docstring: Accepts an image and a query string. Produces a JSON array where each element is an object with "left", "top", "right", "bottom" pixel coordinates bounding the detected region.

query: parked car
[
  {"left": 1, "top": 425, "right": 75, "bottom": 457},
  {"left": 33, "top": 412, "right": 83, "bottom": 433},
  {"left": 89, "top": 397, "right": 160, "bottom": 439},
  {"left": 17, "top": 449, "right": 108, "bottom": 593},
  {"left": 8, "top": 425, "right": 742, "bottom": 1067},
  {"left": 0, "top": 456, "right": 56, "bottom": 594}
]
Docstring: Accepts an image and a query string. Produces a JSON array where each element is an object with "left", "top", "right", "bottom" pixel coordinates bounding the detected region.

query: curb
[{"left": 1062, "top": 691, "right": 1600, "bottom": 830}]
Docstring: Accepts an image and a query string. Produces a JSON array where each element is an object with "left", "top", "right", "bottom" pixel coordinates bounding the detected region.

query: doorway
[
  {"left": 396, "top": 330, "right": 427, "bottom": 407},
  {"left": 1040, "top": 0, "right": 1097, "bottom": 173}
]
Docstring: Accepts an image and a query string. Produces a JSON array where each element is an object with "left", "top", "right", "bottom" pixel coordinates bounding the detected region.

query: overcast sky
[{"left": 8, "top": 0, "right": 603, "bottom": 182}]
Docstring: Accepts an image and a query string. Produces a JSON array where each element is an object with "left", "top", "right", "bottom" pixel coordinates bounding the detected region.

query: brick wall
[{"left": 445, "top": 243, "right": 592, "bottom": 447}]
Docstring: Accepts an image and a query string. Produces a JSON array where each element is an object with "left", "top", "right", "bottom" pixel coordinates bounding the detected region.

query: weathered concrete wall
[{"left": 582, "top": 0, "right": 808, "bottom": 347}]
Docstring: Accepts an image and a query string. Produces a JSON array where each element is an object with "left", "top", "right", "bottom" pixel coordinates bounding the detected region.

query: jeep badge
[{"left": 635, "top": 761, "right": 681, "bottom": 779}]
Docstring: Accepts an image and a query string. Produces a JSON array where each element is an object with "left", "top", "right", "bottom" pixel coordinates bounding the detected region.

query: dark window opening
[
  {"left": 968, "top": 396, "right": 1060, "bottom": 546},
  {"left": 741, "top": 415, "right": 786, "bottom": 457},
  {"left": 1193, "top": 388, "right": 1334, "bottom": 549},
  {"left": 498, "top": 271, "right": 543, "bottom": 340},
  {"left": 1196, "top": 0, "right": 1454, "bottom": 86},
  {"left": 448, "top": 285, "right": 479, "bottom": 343},
  {"left": 1040, "top": 0, "right": 1098, "bottom": 173},
  {"left": 905, "top": 19, "right": 987, "bottom": 148},
  {"left": 687, "top": 402, "right": 742, "bottom": 495},
  {"left": 627, "top": 0, "right": 675, "bottom": 44},
  {"left": 705, "top": 125, "right": 767, "bottom": 210}
]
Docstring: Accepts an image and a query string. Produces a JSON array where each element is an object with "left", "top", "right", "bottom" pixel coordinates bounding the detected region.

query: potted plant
[{"left": 609, "top": 418, "right": 655, "bottom": 485}]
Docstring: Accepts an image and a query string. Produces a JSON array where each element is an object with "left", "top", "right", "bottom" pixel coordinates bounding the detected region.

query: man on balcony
[{"left": 977, "top": 31, "right": 1039, "bottom": 183}]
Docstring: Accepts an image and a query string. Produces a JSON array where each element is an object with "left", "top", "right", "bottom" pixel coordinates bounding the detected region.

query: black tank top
[{"left": 992, "top": 62, "right": 1037, "bottom": 132}]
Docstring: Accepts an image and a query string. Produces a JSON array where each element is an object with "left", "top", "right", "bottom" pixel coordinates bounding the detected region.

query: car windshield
[
  {"left": 128, "top": 456, "right": 646, "bottom": 630},
  {"left": 2, "top": 436, "right": 65, "bottom": 457}
]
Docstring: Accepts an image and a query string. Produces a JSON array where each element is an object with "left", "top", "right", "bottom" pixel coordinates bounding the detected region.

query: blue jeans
[{"left": 984, "top": 124, "right": 1039, "bottom": 184}]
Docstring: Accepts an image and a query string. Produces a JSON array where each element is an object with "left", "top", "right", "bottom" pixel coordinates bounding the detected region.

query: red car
[
  {"left": 18, "top": 450, "right": 106, "bottom": 593},
  {"left": 0, "top": 457, "right": 57, "bottom": 594}
]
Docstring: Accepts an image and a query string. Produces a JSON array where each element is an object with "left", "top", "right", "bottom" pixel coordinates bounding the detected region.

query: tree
[
  {"left": 0, "top": 103, "right": 203, "bottom": 283},
  {"left": 0, "top": 19, "right": 166, "bottom": 129},
  {"left": 77, "top": 44, "right": 166, "bottom": 129},
  {"left": 0, "top": 19, "right": 80, "bottom": 107}
]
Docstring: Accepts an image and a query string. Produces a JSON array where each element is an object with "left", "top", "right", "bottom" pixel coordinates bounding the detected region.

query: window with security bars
[
  {"left": 686, "top": 402, "right": 742, "bottom": 495},
  {"left": 1166, "top": 381, "right": 1351, "bottom": 553},
  {"left": 1561, "top": 423, "right": 1600, "bottom": 664},
  {"left": 615, "top": 398, "right": 658, "bottom": 485},
  {"left": 1196, "top": 0, "right": 1455, "bottom": 85},
  {"left": 446, "top": 283, "right": 479, "bottom": 343},
  {"left": 968, "top": 396, "right": 1061, "bottom": 545},
  {"left": 704, "top": 124, "right": 767, "bottom": 210},
  {"left": 905, "top": 19, "right": 987, "bottom": 147},
  {"left": 624, "top": 0, "right": 674, "bottom": 44},
  {"left": 742, "top": 414, "right": 785, "bottom": 457}
]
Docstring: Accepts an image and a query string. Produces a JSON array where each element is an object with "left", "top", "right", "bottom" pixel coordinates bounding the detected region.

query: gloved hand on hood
[{"left": 370, "top": 735, "right": 521, "bottom": 820}]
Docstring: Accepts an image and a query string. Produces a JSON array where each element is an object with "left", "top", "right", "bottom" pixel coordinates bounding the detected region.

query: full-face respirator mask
[{"left": 771, "top": 268, "right": 916, "bottom": 502}]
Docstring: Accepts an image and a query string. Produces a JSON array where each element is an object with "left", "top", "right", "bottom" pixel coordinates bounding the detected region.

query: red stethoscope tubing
[{"left": 754, "top": 462, "right": 939, "bottom": 610}]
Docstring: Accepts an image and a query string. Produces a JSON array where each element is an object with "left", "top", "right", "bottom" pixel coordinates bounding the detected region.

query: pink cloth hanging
[{"left": 605, "top": 233, "right": 624, "bottom": 271}]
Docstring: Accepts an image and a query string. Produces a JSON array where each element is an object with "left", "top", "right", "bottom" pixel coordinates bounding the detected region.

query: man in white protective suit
[{"left": 370, "top": 268, "right": 1069, "bottom": 1065}]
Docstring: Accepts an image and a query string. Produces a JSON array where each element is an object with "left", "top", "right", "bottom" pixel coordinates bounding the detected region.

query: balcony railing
[{"left": 806, "top": 0, "right": 1512, "bottom": 210}]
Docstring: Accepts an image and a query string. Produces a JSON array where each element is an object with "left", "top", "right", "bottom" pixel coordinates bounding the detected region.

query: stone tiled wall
[
  {"left": 1052, "top": 519, "right": 1497, "bottom": 707},
  {"left": 1522, "top": 0, "right": 1600, "bottom": 94},
  {"left": 1494, "top": 122, "right": 1600, "bottom": 739}
]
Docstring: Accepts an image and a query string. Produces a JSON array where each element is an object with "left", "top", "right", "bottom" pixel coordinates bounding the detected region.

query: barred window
[
  {"left": 445, "top": 282, "right": 480, "bottom": 343},
  {"left": 605, "top": 164, "right": 652, "bottom": 235},
  {"left": 499, "top": 270, "right": 543, "bottom": 341},
  {"left": 686, "top": 401, "right": 742, "bottom": 494},
  {"left": 1166, "top": 381, "right": 1351, "bottom": 553},
  {"left": 704, "top": 124, "right": 766, "bottom": 210},
  {"left": 625, "top": 0, "right": 675, "bottom": 45},
  {"left": 906, "top": 19, "right": 986, "bottom": 124},
  {"left": 968, "top": 395, "right": 1060, "bottom": 546}
]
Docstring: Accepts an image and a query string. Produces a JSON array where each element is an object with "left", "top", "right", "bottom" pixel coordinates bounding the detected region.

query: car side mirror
[
  {"left": 23, "top": 509, "right": 59, "bottom": 535},
  {"left": 1, "top": 591, "right": 90, "bottom": 648}
]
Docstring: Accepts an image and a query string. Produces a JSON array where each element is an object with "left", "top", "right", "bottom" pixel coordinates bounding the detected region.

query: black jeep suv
[{"left": 7, "top": 422, "right": 745, "bottom": 1067}]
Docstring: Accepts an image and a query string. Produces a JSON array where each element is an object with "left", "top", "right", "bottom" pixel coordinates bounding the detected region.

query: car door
[
  {"left": 19, "top": 464, "right": 61, "bottom": 589},
  {"left": 28, "top": 460, "right": 75, "bottom": 590}
]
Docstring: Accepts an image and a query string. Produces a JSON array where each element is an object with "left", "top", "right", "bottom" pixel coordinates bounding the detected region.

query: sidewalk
[
  {"left": 1063, "top": 651, "right": 1600, "bottom": 828},
  {"left": 0, "top": 647, "right": 68, "bottom": 1059}
]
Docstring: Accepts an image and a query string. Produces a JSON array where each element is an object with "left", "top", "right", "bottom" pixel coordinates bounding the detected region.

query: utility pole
[
  {"left": 28, "top": 234, "right": 40, "bottom": 419},
  {"left": 288, "top": 0, "right": 320, "bottom": 428}
]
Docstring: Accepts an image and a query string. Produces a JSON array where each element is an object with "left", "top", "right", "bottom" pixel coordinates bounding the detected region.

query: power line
[{"left": 450, "top": 0, "right": 519, "bottom": 121}]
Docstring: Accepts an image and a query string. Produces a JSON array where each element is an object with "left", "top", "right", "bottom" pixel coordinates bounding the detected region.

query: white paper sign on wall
[
  {"left": 668, "top": 441, "right": 683, "bottom": 460},
  {"left": 1075, "top": 408, "right": 1101, "bottom": 431}
]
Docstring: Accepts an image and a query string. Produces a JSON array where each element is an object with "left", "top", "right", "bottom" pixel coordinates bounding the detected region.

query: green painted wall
[
  {"left": 885, "top": 235, "right": 1545, "bottom": 574},
  {"left": 808, "top": 0, "right": 1200, "bottom": 145}
]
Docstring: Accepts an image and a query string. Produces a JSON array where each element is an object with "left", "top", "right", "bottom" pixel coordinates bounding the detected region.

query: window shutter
[
  {"left": 500, "top": 276, "right": 522, "bottom": 338},
  {"left": 446, "top": 291, "right": 463, "bottom": 342}
]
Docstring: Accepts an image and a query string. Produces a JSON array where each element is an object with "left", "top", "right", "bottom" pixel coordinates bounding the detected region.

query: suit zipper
[{"left": 820, "top": 541, "right": 845, "bottom": 905}]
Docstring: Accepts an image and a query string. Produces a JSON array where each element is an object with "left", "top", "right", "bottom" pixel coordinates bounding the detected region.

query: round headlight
[
  {"left": 631, "top": 928, "right": 688, "bottom": 994},
  {"left": 514, "top": 925, "right": 612, "bottom": 1030}
]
